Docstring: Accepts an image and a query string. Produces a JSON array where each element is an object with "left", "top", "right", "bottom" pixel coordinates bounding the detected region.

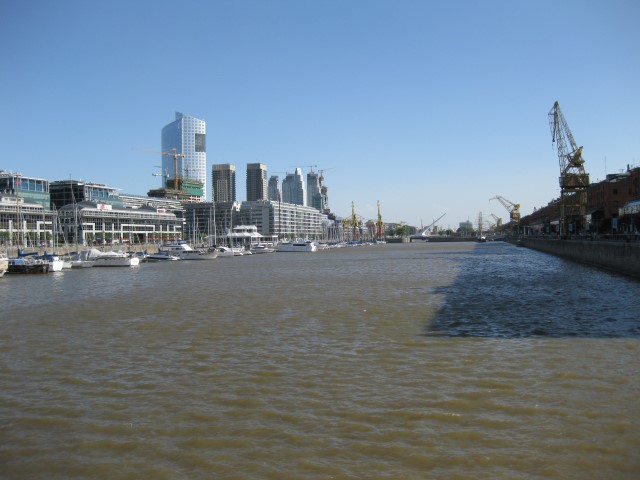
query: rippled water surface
[{"left": 1, "top": 242, "right": 639, "bottom": 479}]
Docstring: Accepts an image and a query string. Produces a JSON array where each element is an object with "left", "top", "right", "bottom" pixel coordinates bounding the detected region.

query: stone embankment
[{"left": 511, "top": 237, "right": 640, "bottom": 280}]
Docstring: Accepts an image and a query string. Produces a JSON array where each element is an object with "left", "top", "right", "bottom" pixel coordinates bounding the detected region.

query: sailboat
[
  {"left": 8, "top": 190, "right": 51, "bottom": 274},
  {"left": 37, "top": 207, "right": 68, "bottom": 271},
  {"left": 0, "top": 252, "right": 9, "bottom": 277}
]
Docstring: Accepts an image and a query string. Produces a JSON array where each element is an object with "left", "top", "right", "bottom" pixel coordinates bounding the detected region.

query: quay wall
[{"left": 515, "top": 237, "right": 640, "bottom": 280}]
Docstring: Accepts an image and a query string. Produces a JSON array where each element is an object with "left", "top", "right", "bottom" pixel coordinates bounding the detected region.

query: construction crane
[
  {"left": 138, "top": 148, "right": 186, "bottom": 191},
  {"left": 489, "top": 213, "right": 502, "bottom": 228},
  {"left": 375, "top": 200, "right": 384, "bottom": 240},
  {"left": 350, "top": 201, "right": 359, "bottom": 240},
  {"left": 490, "top": 195, "right": 520, "bottom": 224},
  {"left": 152, "top": 166, "right": 169, "bottom": 186},
  {"left": 548, "top": 101, "right": 590, "bottom": 237},
  {"left": 290, "top": 165, "right": 318, "bottom": 172}
]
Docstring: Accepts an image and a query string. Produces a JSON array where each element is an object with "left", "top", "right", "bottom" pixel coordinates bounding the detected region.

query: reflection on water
[
  {"left": 1, "top": 242, "right": 639, "bottom": 479},
  {"left": 427, "top": 243, "right": 640, "bottom": 338}
]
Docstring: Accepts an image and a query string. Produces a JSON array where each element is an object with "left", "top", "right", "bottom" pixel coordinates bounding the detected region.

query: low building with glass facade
[
  {"left": 49, "top": 180, "right": 121, "bottom": 210},
  {"left": 182, "top": 201, "right": 239, "bottom": 245},
  {"left": 0, "top": 194, "right": 54, "bottom": 247},
  {"left": 57, "top": 201, "right": 182, "bottom": 246},
  {"left": 0, "top": 171, "right": 51, "bottom": 210}
]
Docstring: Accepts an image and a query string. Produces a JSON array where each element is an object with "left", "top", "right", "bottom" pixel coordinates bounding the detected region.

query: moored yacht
[
  {"left": 250, "top": 243, "right": 276, "bottom": 254},
  {"left": 158, "top": 240, "right": 219, "bottom": 260},
  {"left": 7, "top": 257, "right": 50, "bottom": 274},
  {"left": 70, "top": 249, "right": 100, "bottom": 268},
  {"left": 93, "top": 250, "right": 140, "bottom": 267},
  {"left": 145, "top": 252, "right": 181, "bottom": 262},
  {"left": 277, "top": 240, "right": 318, "bottom": 252}
]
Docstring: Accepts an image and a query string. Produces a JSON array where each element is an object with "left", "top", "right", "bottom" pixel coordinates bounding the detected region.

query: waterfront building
[
  {"left": 57, "top": 200, "right": 182, "bottom": 246},
  {"left": 146, "top": 179, "right": 204, "bottom": 203},
  {"left": 183, "top": 201, "right": 239, "bottom": 245},
  {"left": 268, "top": 175, "right": 281, "bottom": 202},
  {"left": 520, "top": 165, "right": 640, "bottom": 235},
  {"left": 0, "top": 194, "right": 54, "bottom": 246},
  {"left": 49, "top": 180, "right": 121, "bottom": 211},
  {"left": 246, "top": 163, "right": 267, "bottom": 202},
  {"left": 212, "top": 164, "right": 236, "bottom": 203},
  {"left": 238, "top": 200, "right": 330, "bottom": 240},
  {"left": 0, "top": 171, "right": 50, "bottom": 210},
  {"left": 161, "top": 112, "right": 207, "bottom": 201},
  {"left": 282, "top": 168, "right": 305, "bottom": 206},
  {"left": 118, "top": 193, "right": 183, "bottom": 214},
  {"left": 459, "top": 220, "right": 474, "bottom": 235}
]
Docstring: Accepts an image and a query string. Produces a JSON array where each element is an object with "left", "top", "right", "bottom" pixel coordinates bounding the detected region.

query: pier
[{"left": 509, "top": 236, "right": 640, "bottom": 280}]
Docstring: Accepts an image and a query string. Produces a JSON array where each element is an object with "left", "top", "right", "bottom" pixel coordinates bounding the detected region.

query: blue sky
[{"left": 2, "top": 0, "right": 638, "bottom": 229}]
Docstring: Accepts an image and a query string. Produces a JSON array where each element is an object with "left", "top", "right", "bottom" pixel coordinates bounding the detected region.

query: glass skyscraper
[
  {"left": 161, "top": 112, "right": 207, "bottom": 201},
  {"left": 306, "top": 170, "right": 321, "bottom": 211},
  {"left": 282, "top": 168, "right": 305, "bottom": 206},
  {"left": 268, "top": 175, "right": 281, "bottom": 202}
]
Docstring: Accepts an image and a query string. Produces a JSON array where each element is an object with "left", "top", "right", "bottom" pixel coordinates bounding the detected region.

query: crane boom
[
  {"left": 548, "top": 101, "right": 589, "bottom": 236},
  {"left": 489, "top": 195, "right": 520, "bottom": 223},
  {"left": 375, "top": 200, "right": 384, "bottom": 240},
  {"left": 138, "top": 148, "right": 186, "bottom": 190},
  {"left": 549, "top": 101, "right": 587, "bottom": 180}
]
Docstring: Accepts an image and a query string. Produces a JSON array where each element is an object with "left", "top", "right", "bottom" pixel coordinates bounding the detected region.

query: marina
[
  {"left": 2, "top": 2, "right": 639, "bottom": 477},
  {"left": 1, "top": 241, "right": 638, "bottom": 479}
]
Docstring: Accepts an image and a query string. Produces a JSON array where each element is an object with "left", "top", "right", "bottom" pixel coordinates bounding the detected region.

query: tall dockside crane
[
  {"left": 375, "top": 200, "right": 385, "bottom": 240},
  {"left": 490, "top": 195, "right": 520, "bottom": 224},
  {"left": 548, "top": 101, "right": 590, "bottom": 237},
  {"left": 350, "top": 201, "right": 359, "bottom": 240}
]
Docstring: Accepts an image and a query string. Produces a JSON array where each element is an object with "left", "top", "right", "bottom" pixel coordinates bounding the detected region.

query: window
[{"left": 195, "top": 133, "right": 206, "bottom": 153}]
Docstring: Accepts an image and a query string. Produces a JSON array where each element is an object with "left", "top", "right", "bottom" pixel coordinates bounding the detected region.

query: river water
[{"left": 1, "top": 241, "right": 639, "bottom": 479}]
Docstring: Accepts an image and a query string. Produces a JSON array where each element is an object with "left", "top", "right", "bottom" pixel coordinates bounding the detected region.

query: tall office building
[
  {"left": 268, "top": 175, "right": 281, "bottom": 202},
  {"left": 161, "top": 112, "right": 207, "bottom": 201},
  {"left": 319, "top": 171, "right": 330, "bottom": 214},
  {"left": 282, "top": 168, "right": 305, "bottom": 206},
  {"left": 211, "top": 164, "right": 236, "bottom": 203},
  {"left": 307, "top": 170, "right": 322, "bottom": 211},
  {"left": 246, "top": 163, "right": 267, "bottom": 201}
]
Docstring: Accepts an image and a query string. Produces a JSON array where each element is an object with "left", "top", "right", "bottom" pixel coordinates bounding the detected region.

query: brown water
[{"left": 1, "top": 242, "right": 639, "bottom": 479}]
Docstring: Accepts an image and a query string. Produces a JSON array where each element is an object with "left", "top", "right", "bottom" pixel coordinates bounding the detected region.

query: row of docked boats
[
  {"left": 0, "top": 238, "right": 380, "bottom": 276},
  {"left": 0, "top": 248, "right": 141, "bottom": 274}
]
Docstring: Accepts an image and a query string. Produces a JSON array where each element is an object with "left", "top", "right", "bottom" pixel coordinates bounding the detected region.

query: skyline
[{"left": 2, "top": 0, "right": 639, "bottom": 229}]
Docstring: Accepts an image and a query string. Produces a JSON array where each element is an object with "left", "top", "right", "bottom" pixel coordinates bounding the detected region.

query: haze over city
[{"left": 2, "top": 0, "right": 638, "bottom": 229}]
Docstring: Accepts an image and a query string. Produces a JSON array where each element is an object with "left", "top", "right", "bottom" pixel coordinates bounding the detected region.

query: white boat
[
  {"left": 158, "top": 240, "right": 219, "bottom": 260},
  {"left": 145, "top": 252, "right": 181, "bottom": 262},
  {"left": 277, "top": 240, "right": 318, "bottom": 252},
  {"left": 93, "top": 251, "right": 140, "bottom": 267},
  {"left": 212, "top": 246, "right": 237, "bottom": 257},
  {"left": 37, "top": 254, "right": 64, "bottom": 272},
  {"left": 70, "top": 249, "right": 100, "bottom": 268},
  {"left": 250, "top": 243, "right": 276, "bottom": 254},
  {"left": 0, "top": 252, "right": 9, "bottom": 277}
]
